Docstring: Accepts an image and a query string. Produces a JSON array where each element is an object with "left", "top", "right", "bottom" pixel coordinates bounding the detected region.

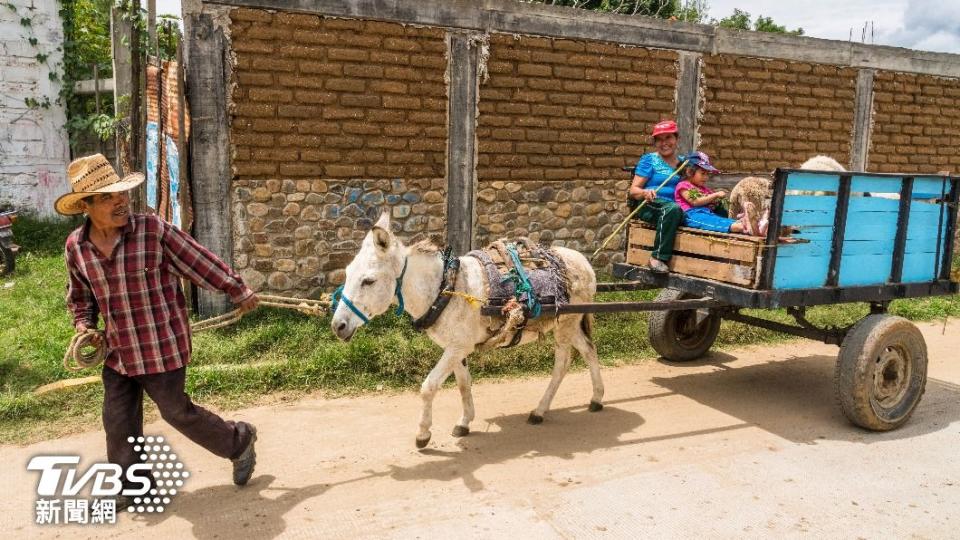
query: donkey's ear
[
  {"left": 375, "top": 210, "right": 390, "bottom": 230},
  {"left": 372, "top": 226, "right": 391, "bottom": 251}
]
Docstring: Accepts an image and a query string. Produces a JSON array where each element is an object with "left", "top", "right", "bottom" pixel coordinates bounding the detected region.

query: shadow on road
[
  {"left": 385, "top": 400, "right": 649, "bottom": 492},
  {"left": 134, "top": 473, "right": 381, "bottom": 539},
  {"left": 651, "top": 354, "right": 960, "bottom": 444}
]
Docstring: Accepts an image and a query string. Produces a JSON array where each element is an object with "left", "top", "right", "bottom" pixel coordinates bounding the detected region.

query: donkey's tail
[{"left": 580, "top": 313, "right": 594, "bottom": 343}]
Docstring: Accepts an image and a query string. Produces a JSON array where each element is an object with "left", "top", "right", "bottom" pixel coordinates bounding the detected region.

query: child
[{"left": 674, "top": 151, "right": 759, "bottom": 235}]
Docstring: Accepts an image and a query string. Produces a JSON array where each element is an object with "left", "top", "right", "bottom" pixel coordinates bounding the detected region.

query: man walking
[{"left": 57, "top": 154, "right": 261, "bottom": 495}]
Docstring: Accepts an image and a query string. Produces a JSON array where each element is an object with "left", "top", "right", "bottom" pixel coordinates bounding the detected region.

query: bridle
[{"left": 330, "top": 258, "right": 408, "bottom": 326}]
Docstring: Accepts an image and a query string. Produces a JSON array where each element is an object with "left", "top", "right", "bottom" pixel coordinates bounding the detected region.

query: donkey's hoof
[
  {"left": 415, "top": 434, "right": 431, "bottom": 449},
  {"left": 451, "top": 425, "right": 470, "bottom": 438},
  {"left": 589, "top": 401, "right": 604, "bottom": 412},
  {"left": 527, "top": 413, "right": 544, "bottom": 425}
]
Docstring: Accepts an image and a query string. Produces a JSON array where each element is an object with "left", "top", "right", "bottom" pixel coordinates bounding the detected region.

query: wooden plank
[
  {"left": 838, "top": 253, "right": 895, "bottom": 286},
  {"left": 630, "top": 225, "right": 758, "bottom": 264},
  {"left": 626, "top": 247, "right": 756, "bottom": 287},
  {"left": 902, "top": 252, "right": 939, "bottom": 283},
  {"left": 851, "top": 175, "right": 904, "bottom": 194},
  {"left": 786, "top": 173, "right": 840, "bottom": 192},
  {"left": 632, "top": 221, "right": 766, "bottom": 243}
]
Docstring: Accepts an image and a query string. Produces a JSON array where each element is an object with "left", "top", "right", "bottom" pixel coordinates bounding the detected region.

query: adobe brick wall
[
  {"left": 475, "top": 34, "right": 678, "bottom": 265},
  {"left": 869, "top": 71, "right": 960, "bottom": 174},
  {"left": 228, "top": 8, "right": 447, "bottom": 293},
  {"left": 699, "top": 55, "right": 858, "bottom": 173}
]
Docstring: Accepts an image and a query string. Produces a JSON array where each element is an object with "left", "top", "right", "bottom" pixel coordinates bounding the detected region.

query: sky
[{"left": 156, "top": 0, "right": 960, "bottom": 54}]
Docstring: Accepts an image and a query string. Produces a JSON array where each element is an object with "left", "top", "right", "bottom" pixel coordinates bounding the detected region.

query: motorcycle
[{"left": 0, "top": 210, "right": 20, "bottom": 276}]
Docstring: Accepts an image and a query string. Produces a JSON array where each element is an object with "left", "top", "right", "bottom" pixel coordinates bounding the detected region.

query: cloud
[{"left": 880, "top": 0, "right": 960, "bottom": 53}]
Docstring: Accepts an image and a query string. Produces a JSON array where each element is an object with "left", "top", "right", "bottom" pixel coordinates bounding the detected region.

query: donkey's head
[{"left": 331, "top": 211, "right": 407, "bottom": 341}]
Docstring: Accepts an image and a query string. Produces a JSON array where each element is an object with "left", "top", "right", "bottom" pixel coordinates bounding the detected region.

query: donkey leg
[
  {"left": 529, "top": 341, "right": 573, "bottom": 424},
  {"left": 571, "top": 317, "right": 604, "bottom": 412},
  {"left": 416, "top": 351, "right": 457, "bottom": 448},
  {"left": 451, "top": 357, "right": 475, "bottom": 437}
]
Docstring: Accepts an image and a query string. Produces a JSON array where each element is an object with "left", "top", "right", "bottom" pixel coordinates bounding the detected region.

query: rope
[
  {"left": 62, "top": 293, "right": 333, "bottom": 373},
  {"left": 62, "top": 330, "right": 108, "bottom": 372},
  {"left": 591, "top": 159, "right": 689, "bottom": 261},
  {"left": 503, "top": 242, "right": 541, "bottom": 319},
  {"left": 441, "top": 290, "right": 483, "bottom": 308}
]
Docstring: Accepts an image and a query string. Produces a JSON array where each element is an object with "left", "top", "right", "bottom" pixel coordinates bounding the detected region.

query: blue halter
[{"left": 331, "top": 258, "right": 408, "bottom": 326}]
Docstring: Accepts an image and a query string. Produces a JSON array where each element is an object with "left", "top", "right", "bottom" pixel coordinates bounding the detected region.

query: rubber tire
[
  {"left": 834, "top": 314, "right": 927, "bottom": 431},
  {"left": 0, "top": 245, "right": 13, "bottom": 277},
  {"left": 648, "top": 288, "right": 721, "bottom": 362}
]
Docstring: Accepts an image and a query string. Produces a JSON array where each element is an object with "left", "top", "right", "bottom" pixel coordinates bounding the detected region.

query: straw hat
[{"left": 55, "top": 154, "right": 144, "bottom": 216}]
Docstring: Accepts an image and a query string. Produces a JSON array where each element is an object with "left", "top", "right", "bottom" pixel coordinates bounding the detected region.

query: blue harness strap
[
  {"left": 330, "top": 258, "right": 408, "bottom": 326},
  {"left": 331, "top": 285, "right": 370, "bottom": 325},
  {"left": 393, "top": 257, "right": 407, "bottom": 316}
]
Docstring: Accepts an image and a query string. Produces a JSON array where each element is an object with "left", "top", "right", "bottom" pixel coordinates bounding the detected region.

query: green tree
[
  {"left": 62, "top": 0, "right": 181, "bottom": 151},
  {"left": 716, "top": 8, "right": 803, "bottom": 35},
  {"left": 530, "top": 0, "right": 709, "bottom": 23}
]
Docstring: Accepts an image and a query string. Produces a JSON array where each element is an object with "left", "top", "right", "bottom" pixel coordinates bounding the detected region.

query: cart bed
[{"left": 618, "top": 168, "right": 960, "bottom": 309}]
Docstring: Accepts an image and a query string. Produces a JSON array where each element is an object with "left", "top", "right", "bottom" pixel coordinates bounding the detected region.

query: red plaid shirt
[{"left": 65, "top": 214, "right": 253, "bottom": 376}]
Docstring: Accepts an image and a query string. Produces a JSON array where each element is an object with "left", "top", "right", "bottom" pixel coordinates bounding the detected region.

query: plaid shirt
[{"left": 65, "top": 214, "right": 253, "bottom": 376}]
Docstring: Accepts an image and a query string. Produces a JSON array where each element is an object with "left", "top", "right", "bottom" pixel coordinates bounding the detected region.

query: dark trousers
[
  {"left": 102, "top": 366, "right": 252, "bottom": 481},
  {"left": 635, "top": 198, "right": 683, "bottom": 261}
]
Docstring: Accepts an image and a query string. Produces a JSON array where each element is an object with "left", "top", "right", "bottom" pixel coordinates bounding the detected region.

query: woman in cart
[{"left": 628, "top": 119, "right": 685, "bottom": 273}]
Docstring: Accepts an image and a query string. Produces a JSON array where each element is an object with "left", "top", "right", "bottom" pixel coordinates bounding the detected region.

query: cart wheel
[
  {"left": 648, "top": 288, "right": 721, "bottom": 362},
  {"left": 834, "top": 314, "right": 927, "bottom": 431},
  {"left": 0, "top": 245, "right": 13, "bottom": 276}
]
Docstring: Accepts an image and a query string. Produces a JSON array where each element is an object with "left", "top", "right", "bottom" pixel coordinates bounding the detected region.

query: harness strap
[
  {"left": 331, "top": 285, "right": 370, "bottom": 324},
  {"left": 412, "top": 247, "right": 460, "bottom": 331},
  {"left": 330, "top": 257, "right": 408, "bottom": 326}
]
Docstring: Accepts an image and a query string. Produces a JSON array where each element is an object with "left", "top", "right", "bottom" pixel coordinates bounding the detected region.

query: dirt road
[{"left": 3, "top": 320, "right": 959, "bottom": 538}]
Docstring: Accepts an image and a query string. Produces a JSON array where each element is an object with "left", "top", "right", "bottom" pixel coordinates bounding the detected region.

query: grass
[{"left": 2, "top": 215, "right": 959, "bottom": 444}]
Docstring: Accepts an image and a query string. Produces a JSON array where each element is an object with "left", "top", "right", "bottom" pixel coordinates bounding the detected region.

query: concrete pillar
[
  {"left": 676, "top": 51, "right": 702, "bottom": 154},
  {"left": 445, "top": 31, "right": 481, "bottom": 254},
  {"left": 850, "top": 69, "right": 875, "bottom": 172}
]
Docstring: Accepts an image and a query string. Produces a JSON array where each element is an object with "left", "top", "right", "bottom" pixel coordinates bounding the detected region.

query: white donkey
[{"left": 331, "top": 212, "right": 604, "bottom": 448}]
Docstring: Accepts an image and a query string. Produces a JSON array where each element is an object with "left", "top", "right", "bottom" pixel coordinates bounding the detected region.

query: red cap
[{"left": 651, "top": 120, "right": 678, "bottom": 138}]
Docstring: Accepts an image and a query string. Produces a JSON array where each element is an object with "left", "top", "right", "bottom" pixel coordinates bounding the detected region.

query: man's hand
[
  {"left": 640, "top": 189, "right": 656, "bottom": 202},
  {"left": 75, "top": 322, "right": 103, "bottom": 346},
  {"left": 238, "top": 294, "right": 260, "bottom": 315}
]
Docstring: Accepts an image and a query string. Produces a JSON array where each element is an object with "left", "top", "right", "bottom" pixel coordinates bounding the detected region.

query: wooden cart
[{"left": 485, "top": 168, "right": 960, "bottom": 432}]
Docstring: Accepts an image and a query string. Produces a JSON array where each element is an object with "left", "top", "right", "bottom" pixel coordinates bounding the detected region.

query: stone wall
[
  {"left": 699, "top": 55, "right": 858, "bottom": 173},
  {"left": 228, "top": 8, "right": 447, "bottom": 292},
  {"left": 0, "top": 0, "right": 69, "bottom": 216},
  {"left": 475, "top": 34, "right": 677, "bottom": 265},
  {"left": 210, "top": 1, "right": 960, "bottom": 298},
  {"left": 869, "top": 71, "right": 960, "bottom": 174}
]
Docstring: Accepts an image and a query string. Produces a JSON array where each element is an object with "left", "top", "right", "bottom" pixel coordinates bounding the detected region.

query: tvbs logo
[
  {"left": 28, "top": 435, "right": 189, "bottom": 523},
  {"left": 28, "top": 457, "right": 152, "bottom": 497}
]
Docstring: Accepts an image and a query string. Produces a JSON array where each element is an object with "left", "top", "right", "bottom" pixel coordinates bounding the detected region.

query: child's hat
[{"left": 682, "top": 151, "right": 721, "bottom": 174}]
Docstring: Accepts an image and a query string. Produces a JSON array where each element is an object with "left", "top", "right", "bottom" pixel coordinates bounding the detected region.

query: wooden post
[
  {"left": 186, "top": 13, "right": 233, "bottom": 317},
  {"left": 126, "top": 0, "right": 146, "bottom": 212},
  {"left": 110, "top": 4, "right": 132, "bottom": 173},
  {"left": 93, "top": 63, "right": 103, "bottom": 155},
  {"left": 176, "top": 25, "right": 193, "bottom": 310},
  {"left": 147, "top": 0, "right": 157, "bottom": 58},
  {"left": 446, "top": 31, "right": 481, "bottom": 255}
]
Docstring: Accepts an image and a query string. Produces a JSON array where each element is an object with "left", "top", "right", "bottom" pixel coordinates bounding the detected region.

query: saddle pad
[{"left": 466, "top": 238, "right": 570, "bottom": 314}]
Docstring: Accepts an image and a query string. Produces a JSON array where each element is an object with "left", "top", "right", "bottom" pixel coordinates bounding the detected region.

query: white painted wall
[{"left": 0, "top": 0, "right": 69, "bottom": 217}]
